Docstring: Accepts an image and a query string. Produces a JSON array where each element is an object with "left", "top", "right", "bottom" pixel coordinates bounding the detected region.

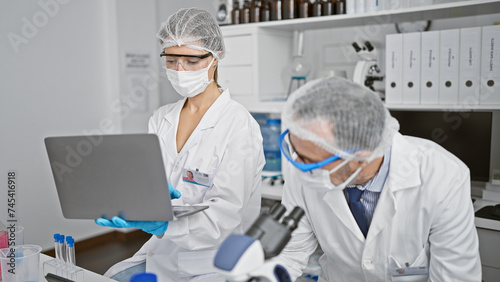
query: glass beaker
[
  {"left": 0, "top": 245, "right": 42, "bottom": 282},
  {"left": 0, "top": 225, "right": 23, "bottom": 281},
  {"left": 0, "top": 229, "right": 6, "bottom": 282}
]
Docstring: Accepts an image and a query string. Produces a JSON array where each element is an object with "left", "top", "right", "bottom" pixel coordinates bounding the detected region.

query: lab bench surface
[
  {"left": 40, "top": 253, "right": 117, "bottom": 282},
  {"left": 473, "top": 199, "right": 500, "bottom": 282},
  {"left": 474, "top": 199, "right": 500, "bottom": 231},
  {"left": 262, "top": 181, "right": 284, "bottom": 200}
]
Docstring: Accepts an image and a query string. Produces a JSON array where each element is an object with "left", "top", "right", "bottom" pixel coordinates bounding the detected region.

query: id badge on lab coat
[
  {"left": 181, "top": 168, "right": 214, "bottom": 188},
  {"left": 388, "top": 266, "right": 429, "bottom": 277}
]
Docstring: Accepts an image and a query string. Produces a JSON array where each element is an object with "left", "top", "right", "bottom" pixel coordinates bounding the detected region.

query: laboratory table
[
  {"left": 473, "top": 199, "right": 500, "bottom": 281},
  {"left": 40, "top": 253, "right": 117, "bottom": 282}
]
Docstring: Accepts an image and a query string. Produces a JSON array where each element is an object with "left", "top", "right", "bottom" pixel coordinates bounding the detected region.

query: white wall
[
  {"left": 156, "top": 0, "right": 220, "bottom": 106},
  {"left": 0, "top": 0, "right": 121, "bottom": 250},
  {"left": 0, "top": 0, "right": 163, "bottom": 250},
  {"left": 0, "top": 0, "right": 223, "bottom": 252},
  {"left": 114, "top": 0, "right": 161, "bottom": 133}
]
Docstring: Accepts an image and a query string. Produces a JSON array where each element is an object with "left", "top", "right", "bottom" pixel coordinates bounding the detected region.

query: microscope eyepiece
[
  {"left": 352, "top": 42, "right": 361, "bottom": 52},
  {"left": 365, "top": 41, "right": 374, "bottom": 52},
  {"left": 269, "top": 203, "right": 286, "bottom": 220},
  {"left": 281, "top": 207, "right": 305, "bottom": 231}
]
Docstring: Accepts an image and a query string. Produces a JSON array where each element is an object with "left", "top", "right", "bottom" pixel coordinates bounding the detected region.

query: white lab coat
[
  {"left": 277, "top": 133, "right": 481, "bottom": 281},
  {"left": 105, "top": 89, "right": 265, "bottom": 281}
]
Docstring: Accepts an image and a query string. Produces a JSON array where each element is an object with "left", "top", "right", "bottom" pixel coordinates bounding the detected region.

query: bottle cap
[
  {"left": 130, "top": 273, "right": 157, "bottom": 282},
  {"left": 267, "top": 119, "right": 281, "bottom": 125}
]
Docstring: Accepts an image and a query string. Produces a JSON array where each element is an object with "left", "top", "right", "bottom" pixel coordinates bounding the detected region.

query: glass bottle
[
  {"left": 270, "top": 0, "right": 282, "bottom": 21},
  {"left": 261, "top": 0, "right": 271, "bottom": 21},
  {"left": 295, "top": 0, "right": 301, "bottom": 18},
  {"left": 282, "top": 0, "right": 295, "bottom": 20},
  {"left": 288, "top": 30, "right": 311, "bottom": 96},
  {"left": 321, "top": 0, "right": 333, "bottom": 16},
  {"left": 312, "top": 0, "right": 322, "bottom": 17},
  {"left": 241, "top": 0, "right": 251, "bottom": 24},
  {"left": 231, "top": 0, "right": 241, "bottom": 24},
  {"left": 250, "top": 0, "right": 262, "bottom": 23},
  {"left": 335, "top": 0, "right": 346, "bottom": 14},
  {"left": 297, "top": 0, "right": 310, "bottom": 18}
]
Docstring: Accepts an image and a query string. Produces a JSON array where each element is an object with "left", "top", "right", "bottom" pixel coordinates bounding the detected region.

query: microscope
[
  {"left": 214, "top": 203, "right": 305, "bottom": 282},
  {"left": 352, "top": 41, "right": 385, "bottom": 100}
]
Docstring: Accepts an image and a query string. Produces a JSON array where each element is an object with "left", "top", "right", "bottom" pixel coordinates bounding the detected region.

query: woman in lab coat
[
  {"left": 276, "top": 77, "right": 481, "bottom": 281},
  {"left": 96, "top": 8, "right": 265, "bottom": 281}
]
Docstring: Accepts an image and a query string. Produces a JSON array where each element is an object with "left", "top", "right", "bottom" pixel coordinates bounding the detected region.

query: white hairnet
[
  {"left": 282, "top": 77, "right": 399, "bottom": 162},
  {"left": 157, "top": 8, "right": 226, "bottom": 60}
]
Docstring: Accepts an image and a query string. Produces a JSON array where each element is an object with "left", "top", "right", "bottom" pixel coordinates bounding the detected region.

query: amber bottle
[{"left": 231, "top": 0, "right": 241, "bottom": 24}]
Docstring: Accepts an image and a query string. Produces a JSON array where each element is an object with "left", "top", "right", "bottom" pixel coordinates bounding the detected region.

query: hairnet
[
  {"left": 157, "top": 8, "right": 226, "bottom": 60},
  {"left": 282, "top": 77, "right": 399, "bottom": 162}
]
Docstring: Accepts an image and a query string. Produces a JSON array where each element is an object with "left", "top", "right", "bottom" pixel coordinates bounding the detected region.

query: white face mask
[
  {"left": 166, "top": 58, "right": 215, "bottom": 98},
  {"left": 299, "top": 159, "right": 363, "bottom": 191}
]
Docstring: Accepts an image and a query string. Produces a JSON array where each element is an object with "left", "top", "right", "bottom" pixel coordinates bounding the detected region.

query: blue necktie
[{"left": 346, "top": 187, "right": 368, "bottom": 237}]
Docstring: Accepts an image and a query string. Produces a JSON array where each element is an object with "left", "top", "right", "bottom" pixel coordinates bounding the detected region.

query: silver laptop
[{"left": 44, "top": 134, "right": 208, "bottom": 221}]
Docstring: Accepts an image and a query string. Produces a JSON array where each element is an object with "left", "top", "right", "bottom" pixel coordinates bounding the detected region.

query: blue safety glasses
[{"left": 279, "top": 129, "right": 346, "bottom": 172}]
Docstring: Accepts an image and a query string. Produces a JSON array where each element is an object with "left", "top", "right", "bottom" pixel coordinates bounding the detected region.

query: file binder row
[{"left": 385, "top": 25, "right": 500, "bottom": 106}]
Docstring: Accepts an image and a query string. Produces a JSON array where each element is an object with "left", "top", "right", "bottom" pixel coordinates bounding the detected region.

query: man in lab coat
[{"left": 276, "top": 77, "right": 481, "bottom": 281}]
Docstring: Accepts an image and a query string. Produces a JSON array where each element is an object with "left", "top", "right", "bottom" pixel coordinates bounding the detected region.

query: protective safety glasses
[
  {"left": 160, "top": 52, "right": 213, "bottom": 71},
  {"left": 279, "top": 129, "right": 352, "bottom": 172}
]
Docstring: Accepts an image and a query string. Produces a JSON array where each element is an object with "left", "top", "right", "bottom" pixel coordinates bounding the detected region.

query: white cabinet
[
  {"left": 477, "top": 227, "right": 500, "bottom": 282},
  {"left": 220, "top": 0, "right": 500, "bottom": 112},
  {"left": 474, "top": 199, "right": 500, "bottom": 282},
  {"left": 219, "top": 26, "right": 292, "bottom": 113}
]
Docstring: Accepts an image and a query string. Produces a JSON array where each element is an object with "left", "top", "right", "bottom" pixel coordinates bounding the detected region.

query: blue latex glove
[
  {"left": 168, "top": 183, "right": 181, "bottom": 199},
  {"left": 96, "top": 216, "right": 168, "bottom": 235},
  {"left": 95, "top": 184, "right": 181, "bottom": 235}
]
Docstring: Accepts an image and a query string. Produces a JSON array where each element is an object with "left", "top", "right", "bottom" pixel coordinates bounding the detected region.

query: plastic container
[
  {"left": 0, "top": 245, "right": 42, "bottom": 282},
  {"left": 262, "top": 119, "right": 282, "bottom": 172},
  {"left": 0, "top": 222, "right": 7, "bottom": 281},
  {"left": 130, "top": 272, "right": 157, "bottom": 282},
  {"left": 251, "top": 113, "right": 268, "bottom": 127}
]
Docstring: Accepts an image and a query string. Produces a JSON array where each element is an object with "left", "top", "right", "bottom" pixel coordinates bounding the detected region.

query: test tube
[
  {"left": 54, "top": 234, "right": 63, "bottom": 275},
  {"left": 66, "top": 237, "right": 76, "bottom": 279},
  {"left": 59, "top": 234, "right": 68, "bottom": 276},
  {"left": 59, "top": 235, "right": 66, "bottom": 263},
  {"left": 53, "top": 234, "right": 60, "bottom": 261}
]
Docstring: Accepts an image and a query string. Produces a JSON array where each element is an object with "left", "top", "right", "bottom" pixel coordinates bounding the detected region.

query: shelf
[
  {"left": 244, "top": 100, "right": 500, "bottom": 113},
  {"left": 245, "top": 100, "right": 286, "bottom": 113},
  {"left": 244, "top": 101, "right": 500, "bottom": 113},
  {"left": 386, "top": 104, "right": 500, "bottom": 111},
  {"left": 262, "top": 180, "right": 283, "bottom": 200},
  {"left": 221, "top": 0, "right": 500, "bottom": 31}
]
